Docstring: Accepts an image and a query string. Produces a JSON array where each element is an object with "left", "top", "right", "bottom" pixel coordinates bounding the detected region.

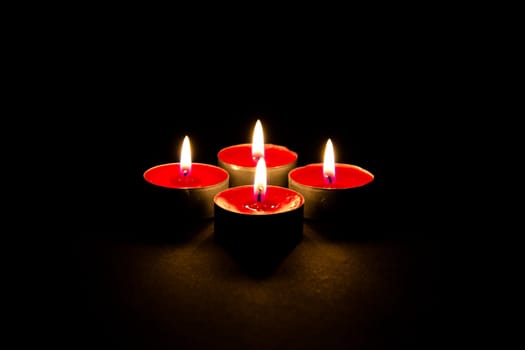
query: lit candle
[
  {"left": 214, "top": 157, "right": 304, "bottom": 248},
  {"left": 217, "top": 119, "right": 298, "bottom": 187},
  {"left": 288, "top": 139, "right": 374, "bottom": 220},
  {"left": 143, "top": 135, "right": 230, "bottom": 219}
]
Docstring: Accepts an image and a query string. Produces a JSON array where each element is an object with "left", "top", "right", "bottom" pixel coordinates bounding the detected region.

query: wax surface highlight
[
  {"left": 144, "top": 163, "right": 229, "bottom": 189},
  {"left": 214, "top": 185, "right": 304, "bottom": 215},
  {"left": 218, "top": 144, "right": 297, "bottom": 167},
  {"left": 289, "top": 163, "right": 374, "bottom": 189}
]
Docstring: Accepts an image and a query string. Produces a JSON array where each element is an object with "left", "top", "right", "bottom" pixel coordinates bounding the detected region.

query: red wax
[
  {"left": 144, "top": 163, "right": 229, "bottom": 189},
  {"left": 217, "top": 144, "right": 297, "bottom": 167},
  {"left": 289, "top": 163, "right": 374, "bottom": 189},
  {"left": 214, "top": 185, "right": 304, "bottom": 215}
]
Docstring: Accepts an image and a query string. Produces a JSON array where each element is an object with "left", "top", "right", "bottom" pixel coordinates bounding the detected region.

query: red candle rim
[
  {"left": 144, "top": 162, "right": 229, "bottom": 189},
  {"left": 217, "top": 144, "right": 298, "bottom": 168},
  {"left": 289, "top": 163, "right": 374, "bottom": 189},
  {"left": 214, "top": 185, "right": 304, "bottom": 215}
]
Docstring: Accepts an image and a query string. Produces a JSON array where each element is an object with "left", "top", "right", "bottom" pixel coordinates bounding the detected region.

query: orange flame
[
  {"left": 180, "top": 135, "right": 192, "bottom": 176},
  {"left": 323, "top": 138, "right": 335, "bottom": 184},
  {"left": 252, "top": 119, "right": 265, "bottom": 160}
]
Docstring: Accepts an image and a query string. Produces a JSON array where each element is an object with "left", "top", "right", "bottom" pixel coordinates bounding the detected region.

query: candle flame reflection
[
  {"left": 252, "top": 119, "right": 265, "bottom": 160},
  {"left": 323, "top": 138, "right": 335, "bottom": 184},
  {"left": 253, "top": 157, "right": 267, "bottom": 202},
  {"left": 180, "top": 135, "right": 192, "bottom": 176}
]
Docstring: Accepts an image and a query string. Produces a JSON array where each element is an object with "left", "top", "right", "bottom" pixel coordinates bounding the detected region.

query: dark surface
[{"left": 51, "top": 222, "right": 441, "bottom": 350}]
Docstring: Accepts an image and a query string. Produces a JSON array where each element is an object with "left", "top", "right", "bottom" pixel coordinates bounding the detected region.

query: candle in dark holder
[
  {"left": 214, "top": 157, "right": 304, "bottom": 250},
  {"left": 143, "top": 135, "right": 229, "bottom": 221},
  {"left": 288, "top": 138, "right": 374, "bottom": 220},
  {"left": 217, "top": 119, "right": 298, "bottom": 187}
]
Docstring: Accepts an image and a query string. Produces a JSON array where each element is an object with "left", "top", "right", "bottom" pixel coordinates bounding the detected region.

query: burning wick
[
  {"left": 182, "top": 169, "right": 189, "bottom": 176},
  {"left": 257, "top": 186, "right": 263, "bottom": 202},
  {"left": 252, "top": 119, "right": 265, "bottom": 161},
  {"left": 326, "top": 175, "right": 333, "bottom": 184}
]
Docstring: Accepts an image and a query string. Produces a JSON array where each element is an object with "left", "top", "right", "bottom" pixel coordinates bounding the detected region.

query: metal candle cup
[
  {"left": 217, "top": 143, "right": 298, "bottom": 187},
  {"left": 213, "top": 184, "right": 304, "bottom": 247},
  {"left": 143, "top": 135, "right": 229, "bottom": 221},
  {"left": 217, "top": 119, "right": 298, "bottom": 187},
  {"left": 288, "top": 163, "right": 374, "bottom": 220},
  {"left": 143, "top": 162, "right": 230, "bottom": 219},
  {"left": 214, "top": 157, "right": 304, "bottom": 249}
]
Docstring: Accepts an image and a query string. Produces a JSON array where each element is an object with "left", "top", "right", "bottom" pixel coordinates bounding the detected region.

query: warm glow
[
  {"left": 253, "top": 157, "right": 267, "bottom": 202},
  {"left": 323, "top": 139, "right": 336, "bottom": 184},
  {"left": 180, "top": 135, "right": 192, "bottom": 176},
  {"left": 252, "top": 119, "right": 265, "bottom": 160}
]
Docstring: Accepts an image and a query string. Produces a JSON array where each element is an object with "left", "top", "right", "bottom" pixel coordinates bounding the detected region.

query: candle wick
[
  {"left": 183, "top": 169, "right": 189, "bottom": 176},
  {"left": 257, "top": 188, "right": 262, "bottom": 202},
  {"left": 327, "top": 175, "right": 332, "bottom": 184}
]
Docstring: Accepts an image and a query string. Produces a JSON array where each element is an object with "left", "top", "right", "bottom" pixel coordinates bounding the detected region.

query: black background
[{"left": 19, "top": 16, "right": 445, "bottom": 349}]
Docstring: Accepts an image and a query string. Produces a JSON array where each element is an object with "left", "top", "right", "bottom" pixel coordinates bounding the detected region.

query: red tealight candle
[
  {"left": 144, "top": 135, "right": 229, "bottom": 219},
  {"left": 217, "top": 119, "right": 298, "bottom": 187},
  {"left": 288, "top": 139, "right": 374, "bottom": 220},
  {"left": 214, "top": 157, "right": 304, "bottom": 248}
]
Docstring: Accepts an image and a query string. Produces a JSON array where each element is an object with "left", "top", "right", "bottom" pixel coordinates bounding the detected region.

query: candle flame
[
  {"left": 180, "top": 135, "right": 192, "bottom": 176},
  {"left": 252, "top": 119, "right": 265, "bottom": 160},
  {"left": 323, "top": 138, "right": 335, "bottom": 184},
  {"left": 253, "top": 157, "right": 267, "bottom": 202}
]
